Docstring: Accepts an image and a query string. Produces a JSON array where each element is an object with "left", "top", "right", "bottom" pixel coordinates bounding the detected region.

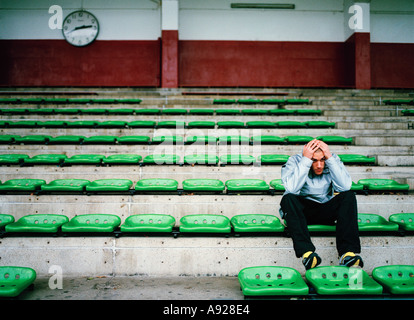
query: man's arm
[{"left": 281, "top": 154, "right": 312, "bottom": 194}]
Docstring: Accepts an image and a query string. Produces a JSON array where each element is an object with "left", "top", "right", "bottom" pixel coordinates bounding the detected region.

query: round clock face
[{"left": 62, "top": 10, "right": 99, "bottom": 47}]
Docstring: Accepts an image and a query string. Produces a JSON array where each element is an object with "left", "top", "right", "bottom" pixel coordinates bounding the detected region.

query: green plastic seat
[
  {"left": 220, "top": 155, "right": 256, "bottom": 165},
  {"left": 182, "top": 179, "right": 225, "bottom": 192},
  {"left": 152, "top": 136, "right": 184, "bottom": 144},
  {"left": 116, "top": 98, "right": 142, "bottom": 104},
  {"left": 61, "top": 214, "right": 121, "bottom": 233},
  {"left": 0, "top": 154, "right": 29, "bottom": 165},
  {"left": 213, "top": 99, "right": 236, "bottom": 104},
  {"left": 0, "top": 135, "right": 20, "bottom": 144},
  {"left": 187, "top": 121, "right": 216, "bottom": 128},
  {"left": 91, "top": 98, "right": 117, "bottom": 104},
  {"left": 186, "top": 136, "right": 217, "bottom": 144},
  {"left": 0, "top": 266, "right": 36, "bottom": 297},
  {"left": 285, "top": 136, "right": 314, "bottom": 144},
  {"left": 5, "top": 214, "right": 69, "bottom": 233},
  {"left": 350, "top": 181, "right": 364, "bottom": 191},
  {"left": 305, "top": 266, "right": 383, "bottom": 295},
  {"left": 54, "top": 108, "right": 80, "bottom": 114},
  {"left": 48, "top": 135, "right": 85, "bottom": 144},
  {"left": 8, "top": 121, "right": 38, "bottom": 128},
  {"left": 238, "top": 266, "right": 309, "bottom": 296},
  {"left": 0, "top": 214, "right": 15, "bottom": 229},
  {"left": 246, "top": 121, "right": 276, "bottom": 128},
  {"left": 231, "top": 214, "right": 285, "bottom": 233},
  {"left": 161, "top": 108, "right": 187, "bottom": 115},
  {"left": 296, "top": 109, "right": 322, "bottom": 115},
  {"left": 157, "top": 121, "right": 185, "bottom": 128},
  {"left": 251, "top": 136, "right": 285, "bottom": 144},
  {"left": 127, "top": 121, "right": 156, "bottom": 128},
  {"left": 120, "top": 214, "right": 176, "bottom": 233},
  {"left": 15, "top": 135, "right": 52, "bottom": 144},
  {"left": 102, "top": 154, "right": 142, "bottom": 165},
  {"left": 41, "top": 179, "right": 91, "bottom": 192},
  {"left": 217, "top": 121, "right": 245, "bottom": 128},
  {"left": 241, "top": 109, "right": 269, "bottom": 115},
  {"left": 258, "top": 155, "right": 290, "bottom": 165},
  {"left": 401, "top": 110, "right": 414, "bottom": 116},
  {"left": 389, "top": 213, "right": 414, "bottom": 231},
  {"left": 179, "top": 214, "right": 231, "bottom": 233},
  {"left": 183, "top": 154, "right": 219, "bottom": 165},
  {"left": 135, "top": 179, "right": 178, "bottom": 192},
  {"left": 268, "top": 109, "right": 295, "bottom": 115},
  {"left": 269, "top": 179, "right": 286, "bottom": 191},
  {"left": 383, "top": 99, "right": 412, "bottom": 105},
  {"left": 225, "top": 179, "right": 269, "bottom": 192},
  {"left": 66, "top": 121, "right": 98, "bottom": 128},
  {"left": 85, "top": 179, "right": 133, "bottom": 192},
  {"left": 23, "top": 154, "right": 68, "bottom": 165},
  {"left": 1, "top": 108, "right": 27, "bottom": 114},
  {"left": 276, "top": 121, "right": 306, "bottom": 128},
  {"left": 338, "top": 154, "right": 376, "bottom": 165},
  {"left": 286, "top": 98, "right": 309, "bottom": 104},
  {"left": 357, "top": 213, "right": 399, "bottom": 232},
  {"left": 142, "top": 154, "right": 180, "bottom": 165},
  {"left": 63, "top": 154, "right": 105, "bottom": 165},
  {"left": 79, "top": 108, "right": 108, "bottom": 114},
  {"left": 96, "top": 121, "right": 127, "bottom": 128},
  {"left": 372, "top": 265, "right": 414, "bottom": 294},
  {"left": 307, "top": 224, "right": 336, "bottom": 232},
  {"left": 316, "top": 136, "right": 353, "bottom": 144},
  {"left": 116, "top": 136, "right": 151, "bottom": 144},
  {"left": 357, "top": 179, "right": 409, "bottom": 191},
  {"left": 215, "top": 109, "right": 240, "bottom": 115},
  {"left": 0, "top": 179, "right": 46, "bottom": 191},
  {"left": 82, "top": 136, "right": 118, "bottom": 144},
  {"left": 306, "top": 121, "right": 336, "bottom": 128},
  {"left": 67, "top": 98, "right": 92, "bottom": 104},
  {"left": 217, "top": 136, "right": 250, "bottom": 144}
]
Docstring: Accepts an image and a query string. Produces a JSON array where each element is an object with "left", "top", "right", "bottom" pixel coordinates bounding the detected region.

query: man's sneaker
[
  {"left": 302, "top": 251, "right": 321, "bottom": 270},
  {"left": 339, "top": 252, "right": 364, "bottom": 268}
]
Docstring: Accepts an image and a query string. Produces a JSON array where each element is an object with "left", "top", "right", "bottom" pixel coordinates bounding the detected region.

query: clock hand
[{"left": 67, "top": 25, "right": 93, "bottom": 34}]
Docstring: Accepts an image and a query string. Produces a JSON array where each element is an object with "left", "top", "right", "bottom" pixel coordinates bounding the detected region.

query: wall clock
[{"left": 62, "top": 10, "right": 99, "bottom": 47}]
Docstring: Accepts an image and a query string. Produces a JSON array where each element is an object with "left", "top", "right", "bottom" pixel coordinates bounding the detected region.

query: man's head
[{"left": 311, "top": 148, "right": 326, "bottom": 176}]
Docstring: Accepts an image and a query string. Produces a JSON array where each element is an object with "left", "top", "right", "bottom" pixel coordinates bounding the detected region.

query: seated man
[{"left": 280, "top": 139, "right": 363, "bottom": 270}]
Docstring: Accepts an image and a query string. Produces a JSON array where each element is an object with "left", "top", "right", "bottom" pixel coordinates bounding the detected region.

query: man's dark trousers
[{"left": 280, "top": 190, "right": 361, "bottom": 258}]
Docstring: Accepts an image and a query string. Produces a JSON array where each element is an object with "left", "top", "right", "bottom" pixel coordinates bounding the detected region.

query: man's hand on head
[
  {"left": 316, "top": 140, "right": 332, "bottom": 159},
  {"left": 303, "top": 139, "right": 320, "bottom": 159}
]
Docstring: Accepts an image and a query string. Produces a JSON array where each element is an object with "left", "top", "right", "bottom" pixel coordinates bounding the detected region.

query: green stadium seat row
[
  {"left": 0, "top": 153, "right": 376, "bottom": 167},
  {"left": 383, "top": 99, "right": 414, "bottom": 105},
  {"left": 401, "top": 109, "right": 414, "bottom": 116},
  {"left": 0, "top": 98, "right": 142, "bottom": 104},
  {"left": 0, "top": 120, "right": 335, "bottom": 129},
  {"left": 213, "top": 98, "right": 310, "bottom": 105},
  {"left": 2, "top": 212, "right": 412, "bottom": 236},
  {"left": 0, "top": 178, "right": 408, "bottom": 195},
  {"left": 0, "top": 107, "right": 322, "bottom": 115},
  {"left": 0, "top": 135, "right": 352, "bottom": 145},
  {"left": 239, "top": 264, "right": 414, "bottom": 297}
]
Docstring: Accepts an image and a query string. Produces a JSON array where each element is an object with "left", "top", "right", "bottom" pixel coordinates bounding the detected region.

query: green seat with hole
[
  {"left": 14, "top": 135, "right": 52, "bottom": 144},
  {"left": 48, "top": 135, "right": 85, "bottom": 144},
  {"left": 62, "top": 214, "right": 121, "bottom": 233},
  {"left": 402, "top": 109, "right": 414, "bottom": 116},
  {"left": 63, "top": 154, "right": 105, "bottom": 165},
  {"left": 86, "top": 179, "right": 133, "bottom": 192},
  {"left": 0, "top": 179, "right": 46, "bottom": 191},
  {"left": 0, "top": 214, "right": 15, "bottom": 229},
  {"left": 217, "top": 121, "right": 245, "bottom": 128},
  {"left": 179, "top": 214, "right": 231, "bottom": 233},
  {"left": 116, "top": 136, "right": 150, "bottom": 144},
  {"left": 316, "top": 136, "right": 353, "bottom": 144},
  {"left": 135, "top": 179, "right": 178, "bottom": 192},
  {"left": 102, "top": 154, "right": 142, "bottom": 165},
  {"left": 246, "top": 121, "right": 276, "bottom": 128},
  {"left": 183, "top": 154, "right": 219, "bottom": 165},
  {"left": 372, "top": 265, "right": 414, "bottom": 295},
  {"left": 127, "top": 121, "right": 156, "bottom": 128},
  {"left": 186, "top": 136, "right": 217, "bottom": 144},
  {"left": 41, "top": 179, "right": 91, "bottom": 192},
  {"left": 0, "top": 266, "right": 37, "bottom": 297},
  {"left": 0, "top": 154, "right": 29, "bottom": 165},
  {"left": 187, "top": 121, "right": 216, "bottom": 128},
  {"left": 258, "top": 155, "right": 290, "bottom": 165},
  {"left": 5, "top": 214, "right": 69, "bottom": 233},
  {"left": 305, "top": 266, "right": 383, "bottom": 295},
  {"left": 357, "top": 213, "right": 399, "bottom": 232},
  {"left": 121, "top": 214, "right": 176, "bottom": 233},
  {"left": 0, "top": 135, "right": 20, "bottom": 144},
  {"left": 82, "top": 136, "right": 118, "bottom": 144},
  {"left": 357, "top": 179, "right": 409, "bottom": 191},
  {"left": 8, "top": 120, "right": 38, "bottom": 128},
  {"left": 306, "top": 121, "right": 335, "bottom": 128},
  {"left": 383, "top": 99, "right": 412, "bottom": 105},
  {"left": 182, "top": 179, "right": 225, "bottom": 192},
  {"left": 251, "top": 136, "right": 285, "bottom": 144},
  {"left": 276, "top": 121, "right": 306, "bottom": 128},
  {"left": 338, "top": 154, "right": 376, "bottom": 165},
  {"left": 23, "top": 154, "right": 68, "bottom": 165},
  {"left": 269, "top": 179, "right": 286, "bottom": 191},
  {"left": 389, "top": 213, "right": 414, "bottom": 231},
  {"left": 226, "top": 179, "right": 269, "bottom": 192},
  {"left": 285, "top": 136, "right": 314, "bottom": 144},
  {"left": 350, "top": 182, "right": 364, "bottom": 191},
  {"left": 220, "top": 155, "right": 256, "bottom": 165},
  {"left": 217, "top": 136, "right": 250, "bottom": 144},
  {"left": 143, "top": 154, "right": 180, "bottom": 165},
  {"left": 231, "top": 214, "right": 284, "bottom": 233},
  {"left": 238, "top": 266, "right": 309, "bottom": 296}
]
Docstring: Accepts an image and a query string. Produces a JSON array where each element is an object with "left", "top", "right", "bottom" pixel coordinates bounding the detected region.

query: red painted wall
[
  {"left": 371, "top": 43, "right": 414, "bottom": 89},
  {"left": 179, "top": 40, "right": 348, "bottom": 88},
  {"left": 161, "top": 30, "right": 179, "bottom": 88},
  {"left": 0, "top": 40, "right": 161, "bottom": 87}
]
